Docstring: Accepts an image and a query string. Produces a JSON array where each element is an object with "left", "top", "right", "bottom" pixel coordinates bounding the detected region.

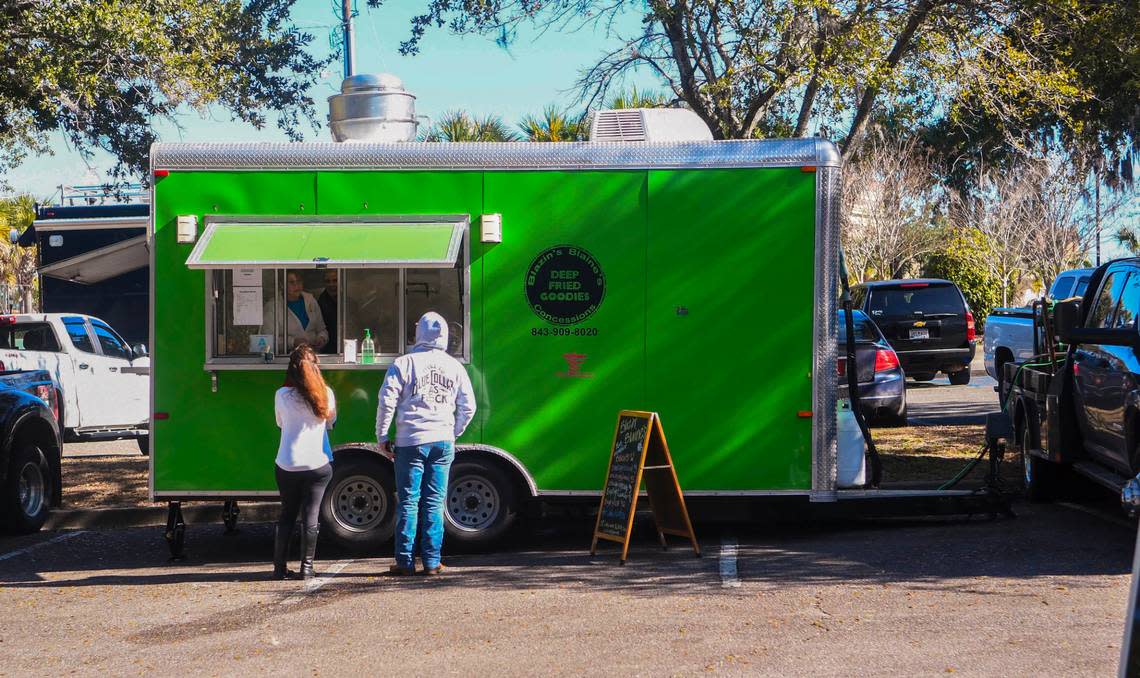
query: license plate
[{"left": 909, "top": 328, "right": 930, "bottom": 340}]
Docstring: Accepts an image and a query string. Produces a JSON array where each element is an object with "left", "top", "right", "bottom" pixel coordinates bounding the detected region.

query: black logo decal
[{"left": 524, "top": 245, "right": 605, "bottom": 325}]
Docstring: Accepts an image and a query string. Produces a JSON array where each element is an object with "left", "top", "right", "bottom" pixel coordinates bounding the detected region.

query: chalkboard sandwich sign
[{"left": 590, "top": 410, "right": 700, "bottom": 564}]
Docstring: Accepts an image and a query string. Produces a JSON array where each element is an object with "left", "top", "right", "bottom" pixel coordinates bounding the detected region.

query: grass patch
[
  {"left": 63, "top": 456, "right": 150, "bottom": 509},
  {"left": 872, "top": 424, "right": 1020, "bottom": 487}
]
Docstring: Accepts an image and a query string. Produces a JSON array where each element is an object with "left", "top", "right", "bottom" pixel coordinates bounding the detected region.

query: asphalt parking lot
[
  {"left": 4, "top": 360, "right": 1133, "bottom": 676},
  {"left": 0, "top": 499, "right": 1135, "bottom": 676}
]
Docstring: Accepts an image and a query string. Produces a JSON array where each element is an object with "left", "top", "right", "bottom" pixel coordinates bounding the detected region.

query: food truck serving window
[{"left": 191, "top": 216, "right": 470, "bottom": 368}]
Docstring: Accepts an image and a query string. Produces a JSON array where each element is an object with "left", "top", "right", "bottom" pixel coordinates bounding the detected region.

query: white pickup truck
[
  {"left": 983, "top": 267, "right": 1093, "bottom": 389},
  {"left": 0, "top": 314, "right": 149, "bottom": 453}
]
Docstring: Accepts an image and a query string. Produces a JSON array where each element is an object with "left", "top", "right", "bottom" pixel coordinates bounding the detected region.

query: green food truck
[{"left": 148, "top": 121, "right": 849, "bottom": 555}]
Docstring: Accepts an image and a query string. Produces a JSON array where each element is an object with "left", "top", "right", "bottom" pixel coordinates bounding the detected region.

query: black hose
[{"left": 838, "top": 248, "right": 882, "bottom": 487}]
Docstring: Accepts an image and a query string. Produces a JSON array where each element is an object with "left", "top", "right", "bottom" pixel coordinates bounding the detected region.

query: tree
[
  {"left": 923, "top": 228, "right": 1003, "bottom": 331},
  {"left": 422, "top": 111, "right": 518, "bottom": 141},
  {"left": 0, "top": 0, "right": 333, "bottom": 184},
  {"left": 841, "top": 127, "right": 942, "bottom": 282},
  {"left": 519, "top": 105, "right": 588, "bottom": 141},
  {"left": 605, "top": 86, "right": 669, "bottom": 110},
  {"left": 931, "top": 0, "right": 1139, "bottom": 190},
  {"left": 1020, "top": 153, "right": 1098, "bottom": 290},
  {"left": 0, "top": 196, "right": 38, "bottom": 312},
  {"left": 370, "top": 0, "right": 1093, "bottom": 159}
]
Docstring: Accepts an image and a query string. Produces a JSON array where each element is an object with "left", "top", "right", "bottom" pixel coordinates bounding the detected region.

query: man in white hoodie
[{"left": 376, "top": 312, "right": 476, "bottom": 576}]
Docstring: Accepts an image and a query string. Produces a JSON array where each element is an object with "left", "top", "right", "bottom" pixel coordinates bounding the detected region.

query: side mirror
[
  {"left": 131, "top": 343, "right": 148, "bottom": 358},
  {"left": 1065, "top": 327, "right": 1140, "bottom": 349},
  {"left": 1053, "top": 300, "right": 1082, "bottom": 344}
]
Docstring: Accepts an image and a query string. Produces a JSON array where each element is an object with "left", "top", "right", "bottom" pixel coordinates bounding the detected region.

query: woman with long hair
[{"left": 273, "top": 344, "right": 336, "bottom": 580}]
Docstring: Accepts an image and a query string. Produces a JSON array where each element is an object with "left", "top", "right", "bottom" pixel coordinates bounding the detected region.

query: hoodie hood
[{"left": 412, "top": 312, "right": 448, "bottom": 352}]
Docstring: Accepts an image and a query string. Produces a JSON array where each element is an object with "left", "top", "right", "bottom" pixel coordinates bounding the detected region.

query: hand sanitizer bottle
[{"left": 361, "top": 329, "right": 375, "bottom": 365}]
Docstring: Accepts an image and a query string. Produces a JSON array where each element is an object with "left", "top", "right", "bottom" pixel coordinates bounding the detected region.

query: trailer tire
[
  {"left": 2, "top": 444, "right": 53, "bottom": 534},
  {"left": 948, "top": 369, "right": 971, "bottom": 386},
  {"left": 444, "top": 459, "right": 519, "bottom": 549},
  {"left": 320, "top": 454, "right": 396, "bottom": 552},
  {"left": 137, "top": 435, "right": 149, "bottom": 456},
  {"left": 1019, "top": 408, "right": 1058, "bottom": 502}
]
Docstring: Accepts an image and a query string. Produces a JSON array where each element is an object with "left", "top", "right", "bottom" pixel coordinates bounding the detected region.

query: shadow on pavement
[{"left": 1, "top": 499, "right": 1134, "bottom": 596}]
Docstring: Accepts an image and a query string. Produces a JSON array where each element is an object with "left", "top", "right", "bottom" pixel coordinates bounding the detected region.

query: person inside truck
[{"left": 262, "top": 270, "right": 329, "bottom": 352}]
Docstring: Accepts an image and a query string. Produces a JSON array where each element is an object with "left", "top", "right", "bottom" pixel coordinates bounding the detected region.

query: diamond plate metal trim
[
  {"left": 151, "top": 139, "right": 841, "bottom": 171},
  {"left": 812, "top": 165, "right": 840, "bottom": 499}
]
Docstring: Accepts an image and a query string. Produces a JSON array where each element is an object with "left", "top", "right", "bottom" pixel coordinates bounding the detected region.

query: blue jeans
[{"left": 394, "top": 441, "right": 455, "bottom": 570}]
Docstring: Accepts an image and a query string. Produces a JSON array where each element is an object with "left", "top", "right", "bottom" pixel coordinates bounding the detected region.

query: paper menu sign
[
  {"left": 233, "top": 287, "right": 263, "bottom": 325},
  {"left": 234, "top": 268, "right": 261, "bottom": 286},
  {"left": 343, "top": 339, "right": 357, "bottom": 363}
]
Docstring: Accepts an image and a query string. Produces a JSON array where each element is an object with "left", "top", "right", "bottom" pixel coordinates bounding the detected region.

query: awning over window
[
  {"left": 185, "top": 219, "right": 466, "bottom": 269},
  {"left": 40, "top": 235, "right": 148, "bottom": 284}
]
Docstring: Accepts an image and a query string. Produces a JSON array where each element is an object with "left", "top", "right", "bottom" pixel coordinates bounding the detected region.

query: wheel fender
[
  {"left": 332, "top": 442, "right": 538, "bottom": 498},
  {"left": 455, "top": 444, "right": 537, "bottom": 498},
  {"left": 332, "top": 443, "right": 394, "bottom": 465}
]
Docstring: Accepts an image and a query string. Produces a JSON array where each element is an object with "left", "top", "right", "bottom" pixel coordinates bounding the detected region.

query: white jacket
[
  {"left": 376, "top": 312, "right": 476, "bottom": 447},
  {"left": 262, "top": 291, "right": 328, "bottom": 352}
]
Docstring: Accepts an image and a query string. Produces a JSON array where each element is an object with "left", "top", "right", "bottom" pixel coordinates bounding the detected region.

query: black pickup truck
[
  {"left": 1001, "top": 258, "right": 1140, "bottom": 507},
  {"left": 0, "top": 369, "right": 62, "bottom": 533}
]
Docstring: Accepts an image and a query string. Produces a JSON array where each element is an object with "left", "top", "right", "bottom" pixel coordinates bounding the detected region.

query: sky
[
  {"left": 4, "top": 0, "right": 1135, "bottom": 258},
  {"left": 4, "top": 0, "right": 657, "bottom": 200}
]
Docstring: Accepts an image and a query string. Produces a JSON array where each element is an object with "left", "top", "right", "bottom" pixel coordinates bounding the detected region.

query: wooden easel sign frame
[{"left": 590, "top": 410, "right": 700, "bottom": 564}]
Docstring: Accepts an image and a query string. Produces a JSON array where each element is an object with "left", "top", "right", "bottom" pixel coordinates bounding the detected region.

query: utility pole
[
  {"left": 1096, "top": 168, "right": 1102, "bottom": 266},
  {"left": 342, "top": 0, "right": 356, "bottom": 79}
]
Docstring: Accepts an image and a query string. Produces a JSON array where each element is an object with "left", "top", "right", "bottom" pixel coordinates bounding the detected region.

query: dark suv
[{"left": 851, "top": 279, "right": 976, "bottom": 385}]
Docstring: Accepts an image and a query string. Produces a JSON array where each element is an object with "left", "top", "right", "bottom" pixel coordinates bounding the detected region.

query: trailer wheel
[
  {"left": 1019, "top": 408, "right": 1057, "bottom": 502},
  {"left": 2, "top": 444, "right": 52, "bottom": 534},
  {"left": 137, "top": 435, "right": 150, "bottom": 456},
  {"left": 321, "top": 455, "right": 396, "bottom": 551},
  {"left": 444, "top": 460, "right": 519, "bottom": 548}
]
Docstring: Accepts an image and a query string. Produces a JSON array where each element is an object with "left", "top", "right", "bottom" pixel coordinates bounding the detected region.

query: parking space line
[
  {"left": 719, "top": 536, "right": 740, "bottom": 588},
  {"left": 280, "top": 558, "right": 355, "bottom": 605},
  {"left": 0, "top": 530, "right": 86, "bottom": 562}
]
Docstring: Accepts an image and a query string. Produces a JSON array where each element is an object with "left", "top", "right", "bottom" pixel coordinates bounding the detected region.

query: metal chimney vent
[
  {"left": 328, "top": 73, "right": 418, "bottom": 142},
  {"left": 589, "top": 108, "right": 713, "bottom": 142}
]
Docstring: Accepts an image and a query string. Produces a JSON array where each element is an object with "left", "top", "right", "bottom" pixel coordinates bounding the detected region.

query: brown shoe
[
  {"left": 421, "top": 564, "right": 446, "bottom": 576},
  {"left": 387, "top": 564, "right": 415, "bottom": 576}
]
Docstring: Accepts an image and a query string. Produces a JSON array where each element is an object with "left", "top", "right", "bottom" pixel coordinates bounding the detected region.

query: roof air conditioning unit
[{"left": 589, "top": 108, "right": 713, "bottom": 142}]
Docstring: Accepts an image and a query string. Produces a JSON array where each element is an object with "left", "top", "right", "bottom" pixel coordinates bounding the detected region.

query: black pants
[{"left": 275, "top": 464, "right": 332, "bottom": 532}]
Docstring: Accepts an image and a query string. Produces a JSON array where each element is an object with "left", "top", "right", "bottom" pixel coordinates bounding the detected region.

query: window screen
[{"left": 405, "top": 262, "right": 465, "bottom": 357}]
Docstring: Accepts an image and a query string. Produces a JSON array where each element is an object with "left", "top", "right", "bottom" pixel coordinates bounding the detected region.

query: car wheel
[
  {"left": 137, "top": 435, "right": 150, "bottom": 456},
  {"left": 444, "top": 459, "right": 520, "bottom": 549},
  {"left": 2, "top": 444, "right": 53, "bottom": 534},
  {"left": 948, "top": 369, "right": 971, "bottom": 386},
  {"left": 320, "top": 454, "right": 396, "bottom": 551},
  {"left": 886, "top": 404, "right": 908, "bottom": 427},
  {"left": 910, "top": 372, "right": 936, "bottom": 382}
]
